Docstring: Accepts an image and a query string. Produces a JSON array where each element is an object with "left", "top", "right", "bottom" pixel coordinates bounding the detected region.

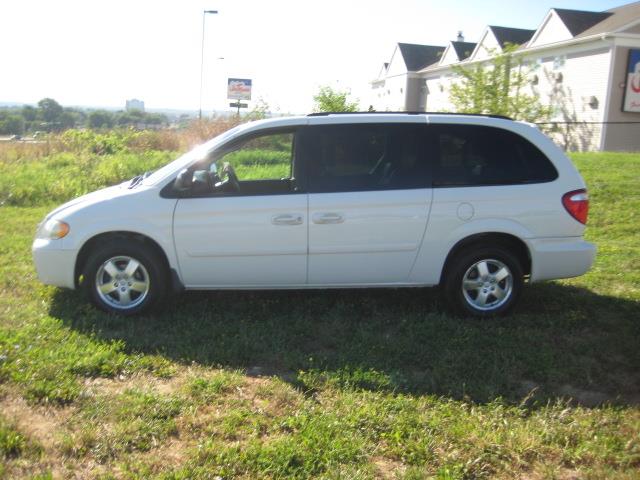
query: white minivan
[{"left": 32, "top": 113, "right": 596, "bottom": 317}]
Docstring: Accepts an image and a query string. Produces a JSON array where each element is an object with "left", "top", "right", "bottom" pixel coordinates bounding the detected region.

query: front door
[{"left": 173, "top": 129, "right": 307, "bottom": 287}]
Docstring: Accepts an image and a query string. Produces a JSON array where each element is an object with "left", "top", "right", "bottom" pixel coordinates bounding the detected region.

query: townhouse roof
[
  {"left": 381, "top": 1, "right": 640, "bottom": 78},
  {"left": 488, "top": 26, "right": 535, "bottom": 48},
  {"left": 397, "top": 43, "right": 446, "bottom": 71},
  {"left": 451, "top": 41, "right": 477, "bottom": 60},
  {"left": 575, "top": 1, "right": 640, "bottom": 37},
  {"left": 553, "top": 9, "right": 613, "bottom": 36}
]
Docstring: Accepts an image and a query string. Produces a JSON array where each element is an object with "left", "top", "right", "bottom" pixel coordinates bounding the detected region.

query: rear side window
[
  {"left": 431, "top": 125, "right": 557, "bottom": 187},
  {"left": 298, "top": 124, "right": 431, "bottom": 193}
]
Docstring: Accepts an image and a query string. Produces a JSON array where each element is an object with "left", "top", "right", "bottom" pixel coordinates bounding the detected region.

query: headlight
[{"left": 37, "top": 219, "right": 70, "bottom": 240}]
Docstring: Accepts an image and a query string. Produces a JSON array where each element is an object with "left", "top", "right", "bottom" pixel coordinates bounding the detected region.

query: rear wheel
[
  {"left": 444, "top": 247, "right": 523, "bottom": 317},
  {"left": 83, "top": 240, "right": 166, "bottom": 315}
]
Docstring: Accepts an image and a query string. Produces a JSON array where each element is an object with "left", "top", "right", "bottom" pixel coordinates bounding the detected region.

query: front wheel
[
  {"left": 443, "top": 247, "right": 524, "bottom": 318},
  {"left": 82, "top": 240, "right": 166, "bottom": 315}
]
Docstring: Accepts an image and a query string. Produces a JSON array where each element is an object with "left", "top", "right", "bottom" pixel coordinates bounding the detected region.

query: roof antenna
[{"left": 457, "top": 31, "right": 464, "bottom": 42}]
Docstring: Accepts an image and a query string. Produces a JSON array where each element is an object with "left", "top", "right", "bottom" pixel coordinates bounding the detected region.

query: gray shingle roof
[
  {"left": 451, "top": 41, "right": 477, "bottom": 60},
  {"left": 489, "top": 26, "right": 535, "bottom": 48},
  {"left": 553, "top": 9, "right": 613, "bottom": 36},
  {"left": 576, "top": 1, "right": 640, "bottom": 38},
  {"left": 397, "top": 43, "right": 446, "bottom": 71}
]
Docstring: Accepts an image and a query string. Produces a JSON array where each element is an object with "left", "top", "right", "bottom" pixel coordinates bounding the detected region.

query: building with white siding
[
  {"left": 370, "top": 43, "right": 445, "bottom": 112},
  {"left": 370, "top": 2, "right": 640, "bottom": 151}
]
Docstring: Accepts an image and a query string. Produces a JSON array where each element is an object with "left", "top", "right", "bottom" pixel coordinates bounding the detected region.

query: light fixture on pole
[{"left": 199, "top": 9, "right": 218, "bottom": 120}]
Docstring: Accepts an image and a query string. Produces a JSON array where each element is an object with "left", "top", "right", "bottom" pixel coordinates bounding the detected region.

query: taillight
[{"left": 562, "top": 189, "right": 589, "bottom": 224}]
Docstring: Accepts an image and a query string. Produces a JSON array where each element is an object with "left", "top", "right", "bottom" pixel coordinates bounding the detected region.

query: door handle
[
  {"left": 272, "top": 214, "right": 303, "bottom": 226},
  {"left": 312, "top": 212, "right": 345, "bottom": 224}
]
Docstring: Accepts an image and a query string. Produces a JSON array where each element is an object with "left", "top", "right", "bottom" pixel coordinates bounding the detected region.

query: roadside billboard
[
  {"left": 623, "top": 49, "right": 640, "bottom": 113},
  {"left": 227, "top": 78, "right": 252, "bottom": 101}
]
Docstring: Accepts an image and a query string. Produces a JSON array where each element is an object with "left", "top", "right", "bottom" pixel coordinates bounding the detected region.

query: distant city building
[
  {"left": 125, "top": 99, "right": 145, "bottom": 112},
  {"left": 369, "top": 1, "right": 640, "bottom": 151}
]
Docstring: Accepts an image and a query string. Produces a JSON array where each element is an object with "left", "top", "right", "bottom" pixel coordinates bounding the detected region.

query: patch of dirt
[
  {"left": 82, "top": 369, "right": 190, "bottom": 397},
  {"left": 556, "top": 385, "right": 611, "bottom": 408},
  {"left": 0, "top": 370, "right": 198, "bottom": 479},
  {"left": 118, "top": 437, "right": 191, "bottom": 477},
  {"left": 0, "top": 389, "right": 78, "bottom": 478},
  {"left": 519, "top": 466, "right": 584, "bottom": 480},
  {"left": 0, "top": 390, "right": 73, "bottom": 451},
  {"left": 517, "top": 380, "right": 640, "bottom": 407},
  {"left": 556, "top": 384, "right": 640, "bottom": 407},
  {"left": 371, "top": 456, "right": 405, "bottom": 478}
]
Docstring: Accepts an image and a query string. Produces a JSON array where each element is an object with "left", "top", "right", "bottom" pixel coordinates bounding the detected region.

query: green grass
[
  {"left": 0, "top": 316, "right": 174, "bottom": 404},
  {"left": 0, "top": 416, "right": 41, "bottom": 478},
  {"left": 59, "top": 388, "right": 185, "bottom": 461},
  {"left": 224, "top": 148, "right": 292, "bottom": 180},
  {"left": 0, "top": 150, "right": 175, "bottom": 206},
  {"left": 0, "top": 150, "right": 638, "bottom": 478},
  {"left": 0, "top": 418, "right": 28, "bottom": 459}
]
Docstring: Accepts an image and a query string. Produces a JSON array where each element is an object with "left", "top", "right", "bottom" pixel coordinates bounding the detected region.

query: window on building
[{"left": 553, "top": 55, "right": 566, "bottom": 70}]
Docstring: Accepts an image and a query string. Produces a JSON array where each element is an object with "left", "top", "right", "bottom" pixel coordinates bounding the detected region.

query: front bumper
[
  {"left": 528, "top": 237, "right": 596, "bottom": 282},
  {"left": 32, "top": 238, "right": 77, "bottom": 289}
]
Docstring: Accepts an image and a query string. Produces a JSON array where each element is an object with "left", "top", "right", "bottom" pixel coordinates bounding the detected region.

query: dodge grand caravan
[{"left": 32, "top": 113, "right": 596, "bottom": 317}]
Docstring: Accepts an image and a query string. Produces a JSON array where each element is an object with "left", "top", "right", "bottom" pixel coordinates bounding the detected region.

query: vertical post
[{"left": 199, "top": 10, "right": 218, "bottom": 120}]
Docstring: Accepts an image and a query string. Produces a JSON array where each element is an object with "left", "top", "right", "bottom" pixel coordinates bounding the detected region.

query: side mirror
[{"left": 174, "top": 168, "right": 193, "bottom": 191}]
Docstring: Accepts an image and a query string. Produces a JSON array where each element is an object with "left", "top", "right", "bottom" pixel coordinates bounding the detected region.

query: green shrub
[{"left": 0, "top": 150, "right": 175, "bottom": 206}]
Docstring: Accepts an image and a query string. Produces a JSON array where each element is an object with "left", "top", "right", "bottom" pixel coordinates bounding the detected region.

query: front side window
[
  {"left": 299, "top": 124, "right": 431, "bottom": 193},
  {"left": 172, "top": 129, "right": 297, "bottom": 197},
  {"left": 217, "top": 132, "right": 293, "bottom": 182},
  {"left": 431, "top": 125, "right": 558, "bottom": 187}
]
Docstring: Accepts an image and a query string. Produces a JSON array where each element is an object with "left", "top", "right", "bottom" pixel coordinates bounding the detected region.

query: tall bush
[{"left": 448, "top": 46, "right": 551, "bottom": 122}]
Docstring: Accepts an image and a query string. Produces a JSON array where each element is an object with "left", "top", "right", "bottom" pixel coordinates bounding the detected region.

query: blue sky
[{"left": 0, "top": 0, "right": 628, "bottom": 113}]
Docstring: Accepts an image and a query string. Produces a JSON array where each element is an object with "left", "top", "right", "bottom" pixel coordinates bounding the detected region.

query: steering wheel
[
  {"left": 221, "top": 162, "right": 241, "bottom": 192},
  {"left": 206, "top": 170, "right": 219, "bottom": 192}
]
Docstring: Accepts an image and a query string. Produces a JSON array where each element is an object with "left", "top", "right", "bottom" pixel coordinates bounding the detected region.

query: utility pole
[{"left": 199, "top": 9, "right": 218, "bottom": 120}]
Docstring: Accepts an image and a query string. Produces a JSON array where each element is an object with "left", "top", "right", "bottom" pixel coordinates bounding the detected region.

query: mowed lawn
[{"left": 0, "top": 150, "right": 639, "bottom": 479}]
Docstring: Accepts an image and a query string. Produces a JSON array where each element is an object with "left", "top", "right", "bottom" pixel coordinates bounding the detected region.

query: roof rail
[{"left": 307, "top": 111, "right": 513, "bottom": 120}]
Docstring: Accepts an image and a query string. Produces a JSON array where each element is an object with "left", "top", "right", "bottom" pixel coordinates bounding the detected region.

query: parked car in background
[{"left": 32, "top": 113, "right": 595, "bottom": 317}]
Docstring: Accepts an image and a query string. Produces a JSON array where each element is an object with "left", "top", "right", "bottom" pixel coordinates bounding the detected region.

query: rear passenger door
[{"left": 298, "top": 122, "right": 433, "bottom": 285}]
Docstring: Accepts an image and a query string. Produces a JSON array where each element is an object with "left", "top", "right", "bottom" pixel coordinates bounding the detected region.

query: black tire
[
  {"left": 82, "top": 239, "right": 167, "bottom": 315},
  {"left": 443, "top": 246, "right": 524, "bottom": 318}
]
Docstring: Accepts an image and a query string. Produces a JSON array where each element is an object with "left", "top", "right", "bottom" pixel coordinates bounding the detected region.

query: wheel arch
[
  {"left": 439, "top": 232, "right": 531, "bottom": 284},
  {"left": 74, "top": 231, "right": 171, "bottom": 288}
]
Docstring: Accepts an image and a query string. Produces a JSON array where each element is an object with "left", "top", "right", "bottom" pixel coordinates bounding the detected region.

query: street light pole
[{"left": 199, "top": 9, "right": 218, "bottom": 120}]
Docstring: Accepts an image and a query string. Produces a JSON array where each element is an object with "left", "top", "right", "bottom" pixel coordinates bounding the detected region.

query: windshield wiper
[
  {"left": 128, "top": 175, "right": 143, "bottom": 188},
  {"left": 128, "top": 171, "right": 152, "bottom": 189}
]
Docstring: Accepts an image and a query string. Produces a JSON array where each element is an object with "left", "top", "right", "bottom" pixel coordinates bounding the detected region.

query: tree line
[{"left": 0, "top": 98, "right": 168, "bottom": 136}]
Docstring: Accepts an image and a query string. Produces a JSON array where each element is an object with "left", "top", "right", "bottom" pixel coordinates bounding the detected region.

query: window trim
[
  {"left": 298, "top": 123, "right": 433, "bottom": 194},
  {"left": 160, "top": 127, "right": 302, "bottom": 199},
  {"left": 429, "top": 125, "right": 559, "bottom": 188}
]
